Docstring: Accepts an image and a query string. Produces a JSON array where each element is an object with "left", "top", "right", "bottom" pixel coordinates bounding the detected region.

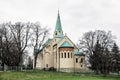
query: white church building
[{"left": 36, "top": 12, "right": 86, "bottom": 72}]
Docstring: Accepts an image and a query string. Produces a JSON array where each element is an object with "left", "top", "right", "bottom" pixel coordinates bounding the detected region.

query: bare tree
[
  {"left": 78, "top": 30, "right": 114, "bottom": 74},
  {"left": 79, "top": 30, "right": 114, "bottom": 58},
  {"left": 31, "top": 22, "right": 49, "bottom": 69},
  {"left": 7, "top": 22, "right": 32, "bottom": 68},
  {"left": 0, "top": 22, "right": 48, "bottom": 70},
  {"left": 27, "top": 56, "right": 33, "bottom": 69},
  {"left": 0, "top": 26, "right": 4, "bottom": 70},
  {"left": 22, "top": 50, "right": 30, "bottom": 69},
  {"left": 0, "top": 23, "right": 19, "bottom": 70}
]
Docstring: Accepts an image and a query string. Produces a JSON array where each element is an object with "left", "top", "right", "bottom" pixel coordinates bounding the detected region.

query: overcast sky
[{"left": 0, "top": 0, "right": 120, "bottom": 47}]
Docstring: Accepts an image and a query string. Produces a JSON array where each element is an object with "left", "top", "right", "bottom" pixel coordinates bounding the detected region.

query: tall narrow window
[
  {"left": 61, "top": 53, "right": 63, "bottom": 58},
  {"left": 76, "top": 58, "right": 78, "bottom": 63},
  {"left": 81, "top": 58, "right": 83, "bottom": 63},
  {"left": 59, "top": 53, "right": 60, "bottom": 58},
  {"left": 71, "top": 53, "right": 72, "bottom": 58},
  {"left": 68, "top": 53, "right": 70, "bottom": 58},
  {"left": 64, "top": 53, "right": 66, "bottom": 58}
]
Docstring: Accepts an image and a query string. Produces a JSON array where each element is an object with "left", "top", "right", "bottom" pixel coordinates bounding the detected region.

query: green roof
[
  {"left": 54, "top": 11, "right": 64, "bottom": 38},
  {"left": 42, "top": 38, "right": 52, "bottom": 47},
  {"left": 60, "top": 41, "right": 73, "bottom": 48},
  {"left": 55, "top": 34, "right": 64, "bottom": 38},
  {"left": 74, "top": 49, "right": 79, "bottom": 54},
  {"left": 55, "top": 11, "right": 62, "bottom": 31},
  {"left": 53, "top": 37, "right": 63, "bottom": 46},
  {"left": 74, "top": 49, "right": 85, "bottom": 56}
]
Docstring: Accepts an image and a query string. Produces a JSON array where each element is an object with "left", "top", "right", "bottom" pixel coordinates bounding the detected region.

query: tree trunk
[
  {"left": 96, "top": 68, "right": 99, "bottom": 75},
  {"left": 34, "top": 55, "right": 37, "bottom": 69},
  {"left": 3, "top": 63, "right": 7, "bottom": 71}
]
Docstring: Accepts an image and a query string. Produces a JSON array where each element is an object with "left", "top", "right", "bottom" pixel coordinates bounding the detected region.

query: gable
[
  {"left": 60, "top": 41, "right": 73, "bottom": 48},
  {"left": 57, "top": 36, "right": 78, "bottom": 49}
]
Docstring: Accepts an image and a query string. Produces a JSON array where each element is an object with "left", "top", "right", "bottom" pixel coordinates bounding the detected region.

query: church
[{"left": 36, "top": 12, "right": 86, "bottom": 72}]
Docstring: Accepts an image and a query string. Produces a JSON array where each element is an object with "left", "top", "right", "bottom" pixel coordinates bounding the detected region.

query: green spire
[
  {"left": 54, "top": 11, "right": 64, "bottom": 38},
  {"left": 55, "top": 11, "right": 62, "bottom": 31}
]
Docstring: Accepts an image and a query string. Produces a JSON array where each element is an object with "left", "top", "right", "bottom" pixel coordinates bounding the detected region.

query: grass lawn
[{"left": 0, "top": 70, "right": 119, "bottom": 80}]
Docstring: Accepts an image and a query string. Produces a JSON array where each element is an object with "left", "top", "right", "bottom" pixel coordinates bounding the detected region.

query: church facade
[{"left": 36, "top": 12, "right": 86, "bottom": 72}]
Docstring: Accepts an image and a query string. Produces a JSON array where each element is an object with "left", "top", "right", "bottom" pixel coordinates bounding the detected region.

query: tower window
[
  {"left": 76, "top": 58, "right": 78, "bottom": 63},
  {"left": 68, "top": 53, "right": 70, "bottom": 58},
  {"left": 64, "top": 53, "right": 66, "bottom": 58},
  {"left": 61, "top": 53, "right": 63, "bottom": 58}
]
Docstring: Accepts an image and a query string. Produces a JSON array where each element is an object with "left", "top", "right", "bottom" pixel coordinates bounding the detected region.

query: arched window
[
  {"left": 71, "top": 53, "right": 72, "bottom": 58},
  {"left": 68, "top": 53, "right": 70, "bottom": 58},
  {"left": 76, "top": 58, "right": 78, "bottom": 63},
  {"left": 64, "top": 53, "right": 66, "bottom": 58},
  {"left": 81, "top": 58, "right": 83, "bottom": 63},
  {"left": 61, "top": 53, "right": 63, "bottom": 58}
]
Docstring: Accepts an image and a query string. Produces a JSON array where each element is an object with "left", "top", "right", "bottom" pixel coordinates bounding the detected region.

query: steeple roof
[
  {"left": 55, "top": 11, "right": 62, "bottom": 31},
  {"left": 54, "top": 11, "right": 64, "bottom": 38}
]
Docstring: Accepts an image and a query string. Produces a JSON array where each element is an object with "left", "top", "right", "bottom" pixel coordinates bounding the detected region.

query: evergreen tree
[
  {"left": 79, "top": 30, "right": 115, "bottom": 75},
  {"left": 90, "top": 40, "right": 102, "bottom": 74},
  {"left": 90, "top": 40, "right": 112, "bottom": 75},
  {"left": 112, "top": 43, "right": 120, "bottom": 74},
  {"left": 101, "top": 48, "right": 111, "bottom": 75},
  {"left": 112, "top": 43, "right": 119, "bottom": 54}
]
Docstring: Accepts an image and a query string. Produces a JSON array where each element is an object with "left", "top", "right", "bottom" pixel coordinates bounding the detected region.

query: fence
[{"left": 0, "top": 65, "right": 33, "bottom": 71}]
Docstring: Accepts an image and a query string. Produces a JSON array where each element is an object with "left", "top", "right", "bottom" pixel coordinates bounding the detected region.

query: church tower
[{"left": 53, "top": 11, "right": 64, "bottom": 38}]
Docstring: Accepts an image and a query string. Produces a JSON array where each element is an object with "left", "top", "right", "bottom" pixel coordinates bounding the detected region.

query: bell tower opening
[{"left": 53, "top": 11, "right": 64, "bottom": 38}]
